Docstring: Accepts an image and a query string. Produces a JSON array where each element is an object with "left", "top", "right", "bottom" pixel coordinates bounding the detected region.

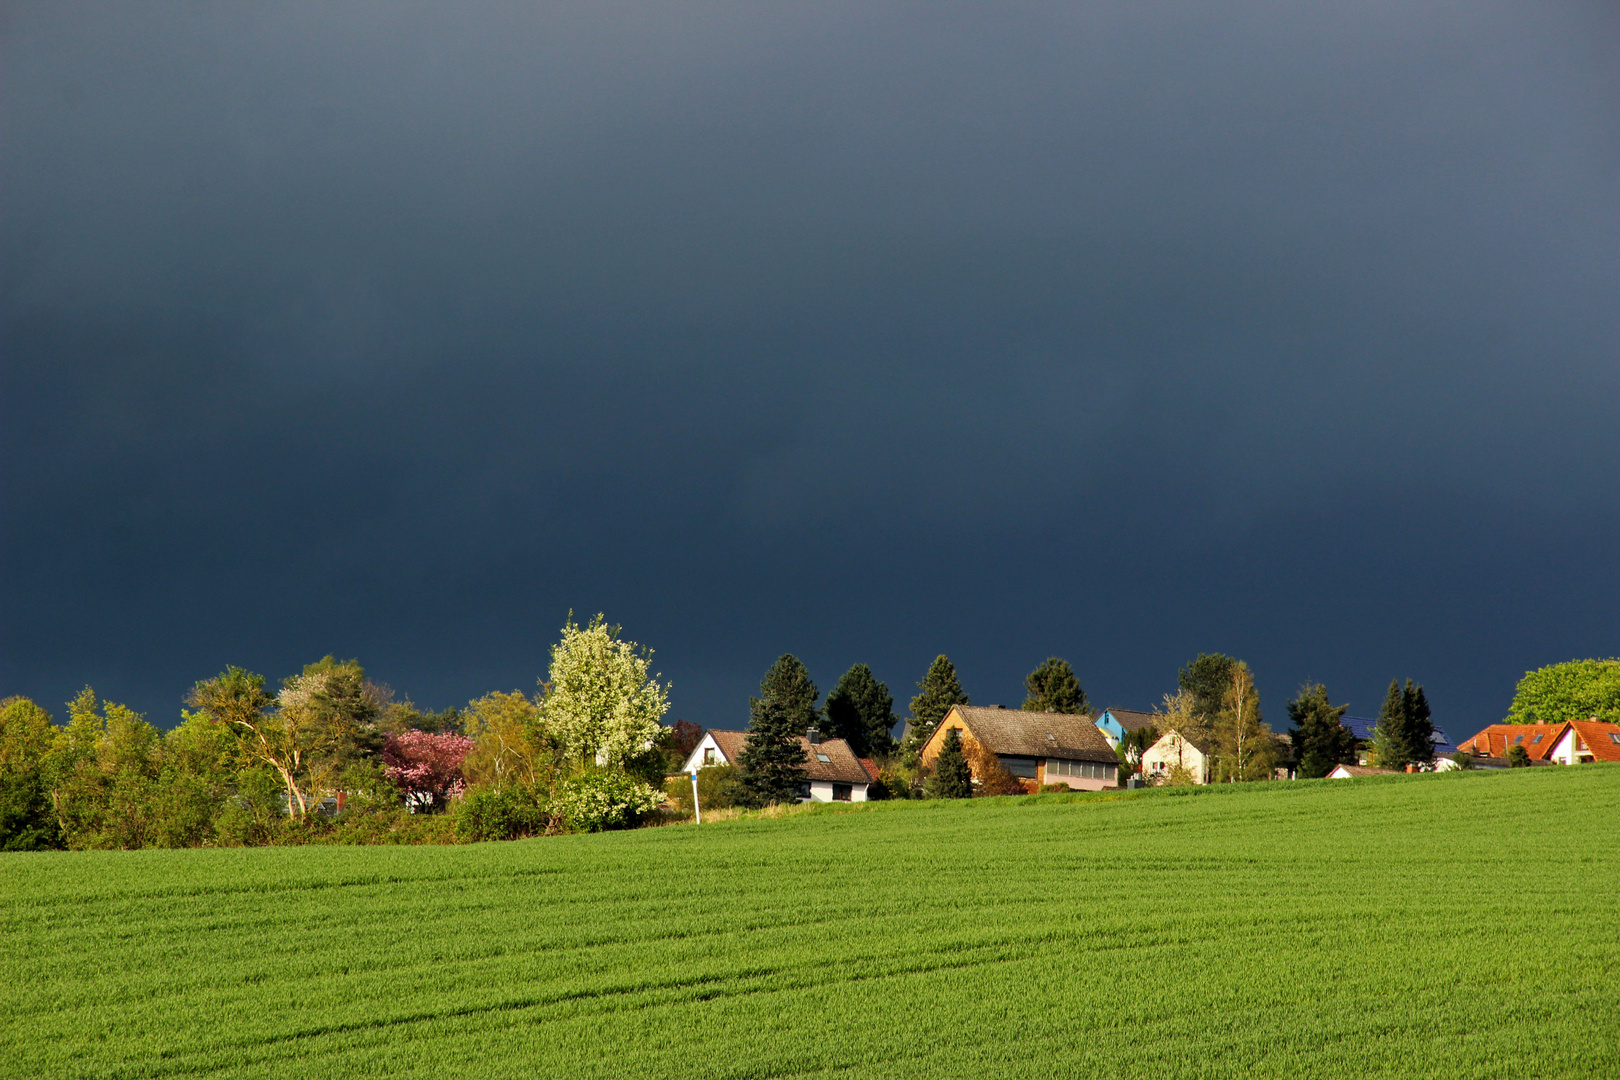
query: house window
[
  {"left": 703, "top": 748, "right": 716, "bottom": 765},
  {"left": 1610, "top": 734, "right": 1620, "bottom": 745},
  {"left": 1513, "top": 735, "right": 1524, "bottom": 745},
  {"left": 794, "top": 781, "right": 812, "bottom": 801},
  {"left": 998, "top": 755, "right": 1038, "bottom": 778},
  {"left": 832, "top": 783, "right": 853, "bottom": 802},
  {"left": 1531, "top": 734, "right": 1542, "bottom": 745}
]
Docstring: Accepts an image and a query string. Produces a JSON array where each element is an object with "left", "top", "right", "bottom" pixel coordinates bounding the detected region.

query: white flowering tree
[{"left": 544, "top": 614, "right": 670, "bottom": 769}]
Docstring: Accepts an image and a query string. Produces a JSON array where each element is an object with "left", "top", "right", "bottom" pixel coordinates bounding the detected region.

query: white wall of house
[
  {"left": 680, "top": 733, "right": 731, "bottom": 774},
  {"left": 1548, "top": 727, "right": 1592, "bottom": 764},
  {"left": 806, "top": 779, "right": 868, "bottom": 803},
  {"left": 1140, "top": 732, "right": 1209, "bottom": 784}
]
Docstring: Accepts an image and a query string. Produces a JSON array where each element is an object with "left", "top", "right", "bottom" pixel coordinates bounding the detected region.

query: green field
[{"left": 4, "top": 767, "right": 1617, "bottom": 1079}]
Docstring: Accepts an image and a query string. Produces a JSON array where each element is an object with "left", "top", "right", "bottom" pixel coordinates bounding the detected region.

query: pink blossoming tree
[{"left": 382, "top": 730, "right": 475, "bottom": 811}]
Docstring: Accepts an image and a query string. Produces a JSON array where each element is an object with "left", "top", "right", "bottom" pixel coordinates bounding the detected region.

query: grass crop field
[{"left": 4, "top": 767, "right": 1617, "bottom": 1079}]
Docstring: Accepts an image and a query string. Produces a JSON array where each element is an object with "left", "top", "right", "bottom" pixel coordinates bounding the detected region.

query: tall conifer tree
[
  {"left": 931, "top": 728, "right": 973, "bottom": 799},
  {"left": 823, "top": 664, "right": 897, "bottom": 757},
  {"left": 1371, "top": 678, "right": 1434, "bottom": 770},
  {"left": 1021, "top": 658, "right": 1088, "bottom": 715},
  {"left": 737, "top": 655, "right": 814, "bottom": 806},
  {"left": 902, "top": 655, "right": 969, "bottom": 761},
  {"left": 1287, "top": 683, "right": 1356, "bottom": 778}
]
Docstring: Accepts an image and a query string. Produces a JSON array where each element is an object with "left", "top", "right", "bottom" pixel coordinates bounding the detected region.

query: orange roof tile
[
  {"left": 1565, "top": 720, "right": 1620, "bottom": 762},
  {"left": 1455, "top": 723, "right": 1568, "bottom": 760}
]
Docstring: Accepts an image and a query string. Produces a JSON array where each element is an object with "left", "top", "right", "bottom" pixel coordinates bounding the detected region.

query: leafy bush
[
  {"left": 552, "top": 770, "right": 664, "bottom": 833},
  {"left": 663, "top": 764, "right": 747, "bottom": 817},
  {"left": 0, "top": 768, "right": 62, "bottom": 851},
  {"left": 455, "top": 784, "right": 550, "bottom": 842},
  {"left": 1505, "top": 745, "right": 1532, "bottom": 768}
]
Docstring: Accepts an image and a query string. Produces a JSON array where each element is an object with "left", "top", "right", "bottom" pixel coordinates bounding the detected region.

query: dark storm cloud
[{"left": 4, "top": 2, "right": 1617, "bottom": 728}]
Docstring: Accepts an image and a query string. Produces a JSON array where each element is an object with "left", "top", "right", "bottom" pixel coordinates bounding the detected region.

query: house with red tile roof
[
  {"left": 1454, "top": 723, "right": 1568, "bottom": 761},
  {"left": 1546, "top": 720, "right": 1620, "bottom": 765}
]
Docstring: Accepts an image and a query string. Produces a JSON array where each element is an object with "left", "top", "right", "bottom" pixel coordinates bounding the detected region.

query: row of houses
[{"left": 679, "top": 705, "right": 1620, "bottom": 803}]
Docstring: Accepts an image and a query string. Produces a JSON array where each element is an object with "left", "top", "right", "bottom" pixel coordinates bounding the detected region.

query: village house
[
  {"left": 919, "top": 705, "right": 1120, "bottom": 791},
  {"left": 680, "top": 728, "right": 877, "bottom": 802},
  {"left": 1545, "top": 720, "right": 1620, "bottom": 765},
  {"left": 1327, "top": 764, "right": 1397, "bottom": 778},
  {"left": 1139, "top": 728, "right": 1213, "bottom": 784},
  {"left": 1093, "top": 707, "right": 1160, "bottom": 749},
  {"left": 1453, "top": 723, "right": 1569, "bottom": 761}
]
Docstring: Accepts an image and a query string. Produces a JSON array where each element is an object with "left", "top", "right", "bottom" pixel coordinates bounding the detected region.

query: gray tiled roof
[
  {"left": 1103, "top": 708, "right": 1160, "bottom": 733},
  {"left": 952, "top": 706, "right": 1118, "bottom": 763}
]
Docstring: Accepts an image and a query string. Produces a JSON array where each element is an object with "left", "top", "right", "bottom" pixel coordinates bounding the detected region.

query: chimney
[{"left": 807, "top": 726, "right": 821, "bottom": 745}]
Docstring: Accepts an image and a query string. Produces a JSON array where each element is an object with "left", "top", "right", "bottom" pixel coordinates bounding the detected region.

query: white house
[
  {"left": 1546, "top": 720, "right": 1620, "bottom": 765},
  {"left": 1327, "top": 764, "right": 1398, "bottom": 778},
  {"left": 680, "top": 728, "right": 876, "bottom": 802},
  {"left": 1139, "top": 729, "right": 1213, "bottom": 785}
]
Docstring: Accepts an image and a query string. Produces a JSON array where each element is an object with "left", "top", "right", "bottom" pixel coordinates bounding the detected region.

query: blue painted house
[{"left": 1094, "top": 708, "right": 1160, "bottom": 749}]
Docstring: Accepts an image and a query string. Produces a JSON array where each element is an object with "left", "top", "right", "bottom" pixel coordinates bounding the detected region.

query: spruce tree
[
  {"left": 932, "top": 727, "right": 973, "bottom": 799},
  {"left": 1404, "top": 680, "right": 1434, "bottom": 766},
  {"left": 903, "top": 655, "right": 969, "bottom": 761},
  {"left": 1371, "top": 678, "right": 1432, "bottom": 769},
  {"left": 1371, "top": 679, "right": 1407, "bottom": 769},
  {"left": 1287, "top": 682, "right": 1356, "bottom": 779},
  {"left": 823, "top": 664, "right": 897, "bottom": 757},
  {"left": 755, "top": 654, "right": 820, "bottom": 736},
  {"left": 1021, "top": 657, "right": 1088, "bottom": 714},
  {"left": 737, "top": 657, "right": 814, "bottom": 806}
]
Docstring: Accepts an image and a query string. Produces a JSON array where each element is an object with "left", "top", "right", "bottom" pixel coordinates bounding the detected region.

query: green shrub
[
  {"left": 455, "top": 784, "right": 550, "bottom": 842},
  {"left": 0, "top": 768, "right": 62, "bottom": 851},
  {"left": 664, "top": 764, "right": 750, "bottom": 817},
  {"left": 1506, "top": 745, "right": 1532, "bottom": 768},
  {"left": 552, "top": 770, "right": 663, "bottom": 833}
]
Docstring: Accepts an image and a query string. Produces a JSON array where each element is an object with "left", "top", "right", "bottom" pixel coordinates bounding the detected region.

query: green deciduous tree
[
  {"left": 1021, "top": 657, "right": 1088, "bottom": 715},
  {"left": 543, "top": 614, "right": 670, "bottom": 771},
  {"left": 43, "top": 688, "right": 164, "bottom": 849},
  {"left": 1505, "top": 659, "right": 1620, "bottom": 724},
  {"left": 1179, "top": 653, "right": 1236, "bottom": 726},
  {"left": 1287, "top": 683, "right": 1356, "bottom": 779},
  {"left": 460, "top": 690, "right": 551, "bottom": 790},
  {"left": 823, "top": 664, "right": 896, "bottom": 757},
  {"left": 0, "top": 696, "right": 62, "bottom": 850},
  {"left": 1212, "top": 661, "right": 1275, "bottom": 783},
  {"left": 931, "top": 728, "right": 973, "bottom": 799},
  {"left": 1371, "top": 679, "right": 1434, "bottom": 771},
  {"left": 903, "top": 655, "right": 969, "bottom": 761}
]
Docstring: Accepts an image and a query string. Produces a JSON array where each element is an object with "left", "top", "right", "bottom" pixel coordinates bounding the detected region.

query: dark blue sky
[{"left": 4, "top": 2, "right": 1617, "bottom": 735}]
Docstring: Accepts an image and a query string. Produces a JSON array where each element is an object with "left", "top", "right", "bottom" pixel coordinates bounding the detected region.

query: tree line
[
  {"left": 0, "top": 615, "right": 683, "bottom": 851},
  {"left": 10, "top": 618, "right": 1588, "bottom": 851}
]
